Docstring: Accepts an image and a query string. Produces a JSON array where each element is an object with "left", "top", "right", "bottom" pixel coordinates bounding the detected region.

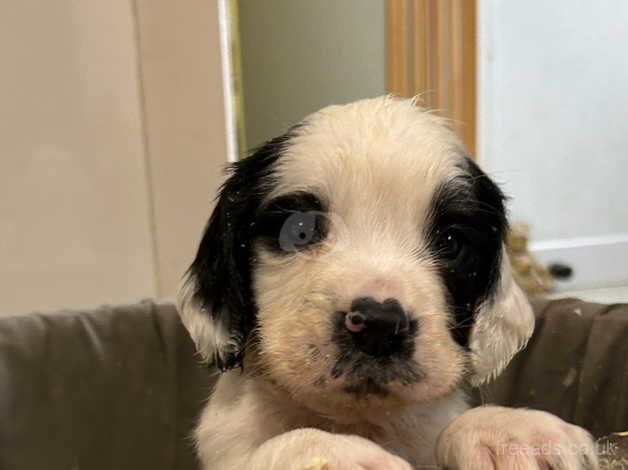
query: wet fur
[{"left": 177, "top": 97, "right": 593, "bottom": 469}]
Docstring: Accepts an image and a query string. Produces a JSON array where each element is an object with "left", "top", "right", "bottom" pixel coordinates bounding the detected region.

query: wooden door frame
[{"left": 387, "top": 0, "right": 477, "bottom": 156}]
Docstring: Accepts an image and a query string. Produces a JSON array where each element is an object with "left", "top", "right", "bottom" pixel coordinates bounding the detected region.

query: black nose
[{"left": 345, "top": 297, "right": 411, "bottom": 357}]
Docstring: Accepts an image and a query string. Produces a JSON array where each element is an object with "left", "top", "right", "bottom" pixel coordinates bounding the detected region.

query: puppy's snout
[{"left": 345, "top": 297, "right": 410, "bottom": 357}]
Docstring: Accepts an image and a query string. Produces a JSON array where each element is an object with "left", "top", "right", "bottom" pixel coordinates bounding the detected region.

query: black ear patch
[
  {"left": 184, "top": 130, "right": 297, "bottom": 371},
  {"left": 424, "top": 156, "right": 508, "bottom": 347}
]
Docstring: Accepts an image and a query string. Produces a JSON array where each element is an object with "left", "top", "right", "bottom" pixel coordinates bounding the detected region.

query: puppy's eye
[
  {"left": 256, "top": 192, "right": 327, "bottom": 254},
  {"left": 279, "top": 212, "right": 322, "bottom": 252},
  {"left": 437, "top": 229, "right": 465, "bottom": 260}
]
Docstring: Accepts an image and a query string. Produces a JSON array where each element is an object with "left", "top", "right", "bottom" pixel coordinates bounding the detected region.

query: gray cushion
[
  {"left": 1, "top": 298, "right": 626, "bottom": 468},
  {"left": 482, "top": 297, "right": 628, "bottom": 437},
  {"left": 0, "top": 300, "right": 213, "bottom": 470}
]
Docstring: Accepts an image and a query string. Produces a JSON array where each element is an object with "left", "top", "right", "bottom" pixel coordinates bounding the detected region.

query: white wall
[
  {"left": 238, "top": 0, "right": 386, "bottom": 149},
  {"left": 478, "top": 0, "right": 628, "bottom": 289}
]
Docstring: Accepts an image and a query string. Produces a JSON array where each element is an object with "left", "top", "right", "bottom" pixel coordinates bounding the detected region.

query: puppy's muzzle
[{"left": 344, "top": 297, "right": 410, "bottom": 357}]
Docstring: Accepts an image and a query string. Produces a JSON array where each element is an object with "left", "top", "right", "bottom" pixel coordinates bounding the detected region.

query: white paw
[
  {"left": 248, "top": 429, "right": 412, "bottom": 470},
  {"left": 436, "top": 406, "right": 598, "bottom": 469},
  {"left": 298, "top": 433, "right": 413, "bottom": 470}
]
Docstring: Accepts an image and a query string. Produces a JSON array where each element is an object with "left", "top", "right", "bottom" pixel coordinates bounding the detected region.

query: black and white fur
[{"left": 178, "top": 97, "right": 597, "bottom": 469}]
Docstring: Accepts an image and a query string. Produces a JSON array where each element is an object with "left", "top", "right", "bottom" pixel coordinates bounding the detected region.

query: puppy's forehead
[{"left": 270, "top": 97, "right": 465, "bottom": 218}]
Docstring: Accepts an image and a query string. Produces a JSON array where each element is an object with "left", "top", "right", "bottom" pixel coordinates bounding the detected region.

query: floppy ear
[
  {"left": 177, "top": 132, "right": 292, "bottom": 371},
  {"left": 448, "top": 156, "right": 535, "bottom": 386},
  {"left": 468, "top": 250, "right": 535, "bottom": 386}
]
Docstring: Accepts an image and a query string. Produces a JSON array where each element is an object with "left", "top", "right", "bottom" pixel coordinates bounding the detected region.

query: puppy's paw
[
  {"left": 298, "top": 434, "right": 412, "bottom": 470},
  {"left": 249, "top": 429, "right": 412, "bottom": 470},
  {"left": 436, "top": 406, "right": 598, "bottom": 469}
]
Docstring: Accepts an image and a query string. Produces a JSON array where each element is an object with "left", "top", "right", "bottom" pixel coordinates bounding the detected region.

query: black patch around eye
[
  {"left": 424, "top": 156, "right": 508, "bottom": 347},
  {"left": 255, "top": 191, "right": 327, "bottom": 254}
]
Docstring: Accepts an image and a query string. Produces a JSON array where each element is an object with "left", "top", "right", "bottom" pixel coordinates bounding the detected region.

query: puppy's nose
[{"left": 345, "top": 297, "right": 410, "bottom": 356}]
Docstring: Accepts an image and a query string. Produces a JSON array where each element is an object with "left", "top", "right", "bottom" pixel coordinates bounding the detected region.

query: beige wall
[
  {"left": 134, "top": 0, "right": 228, "bottom": 298},
  {"left": 0, "top": 1, "right": 228, "bottom": 314}
]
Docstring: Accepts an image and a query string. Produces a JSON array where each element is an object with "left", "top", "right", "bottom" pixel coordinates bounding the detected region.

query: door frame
[{"left": 387, "top": 0, "right": 477, "bottom": 156}]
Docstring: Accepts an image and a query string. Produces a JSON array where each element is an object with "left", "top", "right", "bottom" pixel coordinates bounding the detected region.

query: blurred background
[{"left": 1, "top": 0, "right": 627, "bottom": 315}]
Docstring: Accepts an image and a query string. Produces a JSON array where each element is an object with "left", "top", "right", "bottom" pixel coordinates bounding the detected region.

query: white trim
[
  {"left": 531, "top": 234, "right": 628, "bottom": 251},
  {"left": 476, "top": 0, "right": 498, "bottom": 166},
  {"left": 531, "top": 234, "right": 628, "bottom": 291},
  {"left": 547, "top": 285, "right": 628, "bottom": 304},
  {"left": 217, "top": 0, "right": 238, "bottom": 163}
]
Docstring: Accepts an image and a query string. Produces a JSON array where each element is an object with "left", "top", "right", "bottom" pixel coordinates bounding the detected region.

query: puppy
[{"left": 178, "top": 97, "right": 597, "bottom": 469}]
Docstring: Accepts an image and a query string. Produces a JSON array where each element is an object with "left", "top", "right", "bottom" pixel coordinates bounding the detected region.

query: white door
[{"left": 478, "top": 0, "right": 628, "bottom": 293}]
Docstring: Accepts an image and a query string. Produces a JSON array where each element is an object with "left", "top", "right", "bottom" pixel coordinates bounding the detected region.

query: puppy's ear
[
  {"left": 468, "top": 246, "right": 535, "bottom": 386},
  {"left": 177, "top": 132, "right": 291, "bottom": 371},
  {"left": 440, "top": 156, "right": 535, "bottom": 386}
]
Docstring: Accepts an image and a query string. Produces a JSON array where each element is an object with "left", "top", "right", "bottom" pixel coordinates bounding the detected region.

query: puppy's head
[{"left": 178, "top": 97, "right": 534, "bottom": 412}]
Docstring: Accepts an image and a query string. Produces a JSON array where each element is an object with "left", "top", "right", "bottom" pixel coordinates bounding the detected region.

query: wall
[
  {"left": 0, "top": 1, "right": 155, "bottom": 314},
  {"left": 0, "top": 1, "right": 228, "bottom": 314},
  {"left": 238, "top": 0, "right": 386, "bottom": 149},
  {"left": 134, "top": 0, "right": 228, "bottom": 297}
]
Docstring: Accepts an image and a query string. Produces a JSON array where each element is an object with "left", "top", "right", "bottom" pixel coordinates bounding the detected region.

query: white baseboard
[
  {"left": 530, "top": 234, "right": 628, "bottom": 291},
  {"left": 546, "top": 286, "right": 628, "bottom": 303}
]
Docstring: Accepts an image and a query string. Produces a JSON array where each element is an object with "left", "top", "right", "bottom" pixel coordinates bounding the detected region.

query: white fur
[
  {"left": 176, "top": 278, "right": 232, "bottom": 363},
  {"left": 437, "top": 406, "right": 598, "bottom": 469},
  {"left": 196, "top": 372, "right": 469, "bottom": 469},
  {"left": 179, "top": 97, "right": 596, "bottom": 469},
  {"left": 468, "top": 253, "right": 536, "bottom": 385}
]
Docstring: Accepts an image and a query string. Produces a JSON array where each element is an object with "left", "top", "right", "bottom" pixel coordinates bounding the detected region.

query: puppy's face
[{"left": 178, "top": 97, "right": 534, "bottom": 413}]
